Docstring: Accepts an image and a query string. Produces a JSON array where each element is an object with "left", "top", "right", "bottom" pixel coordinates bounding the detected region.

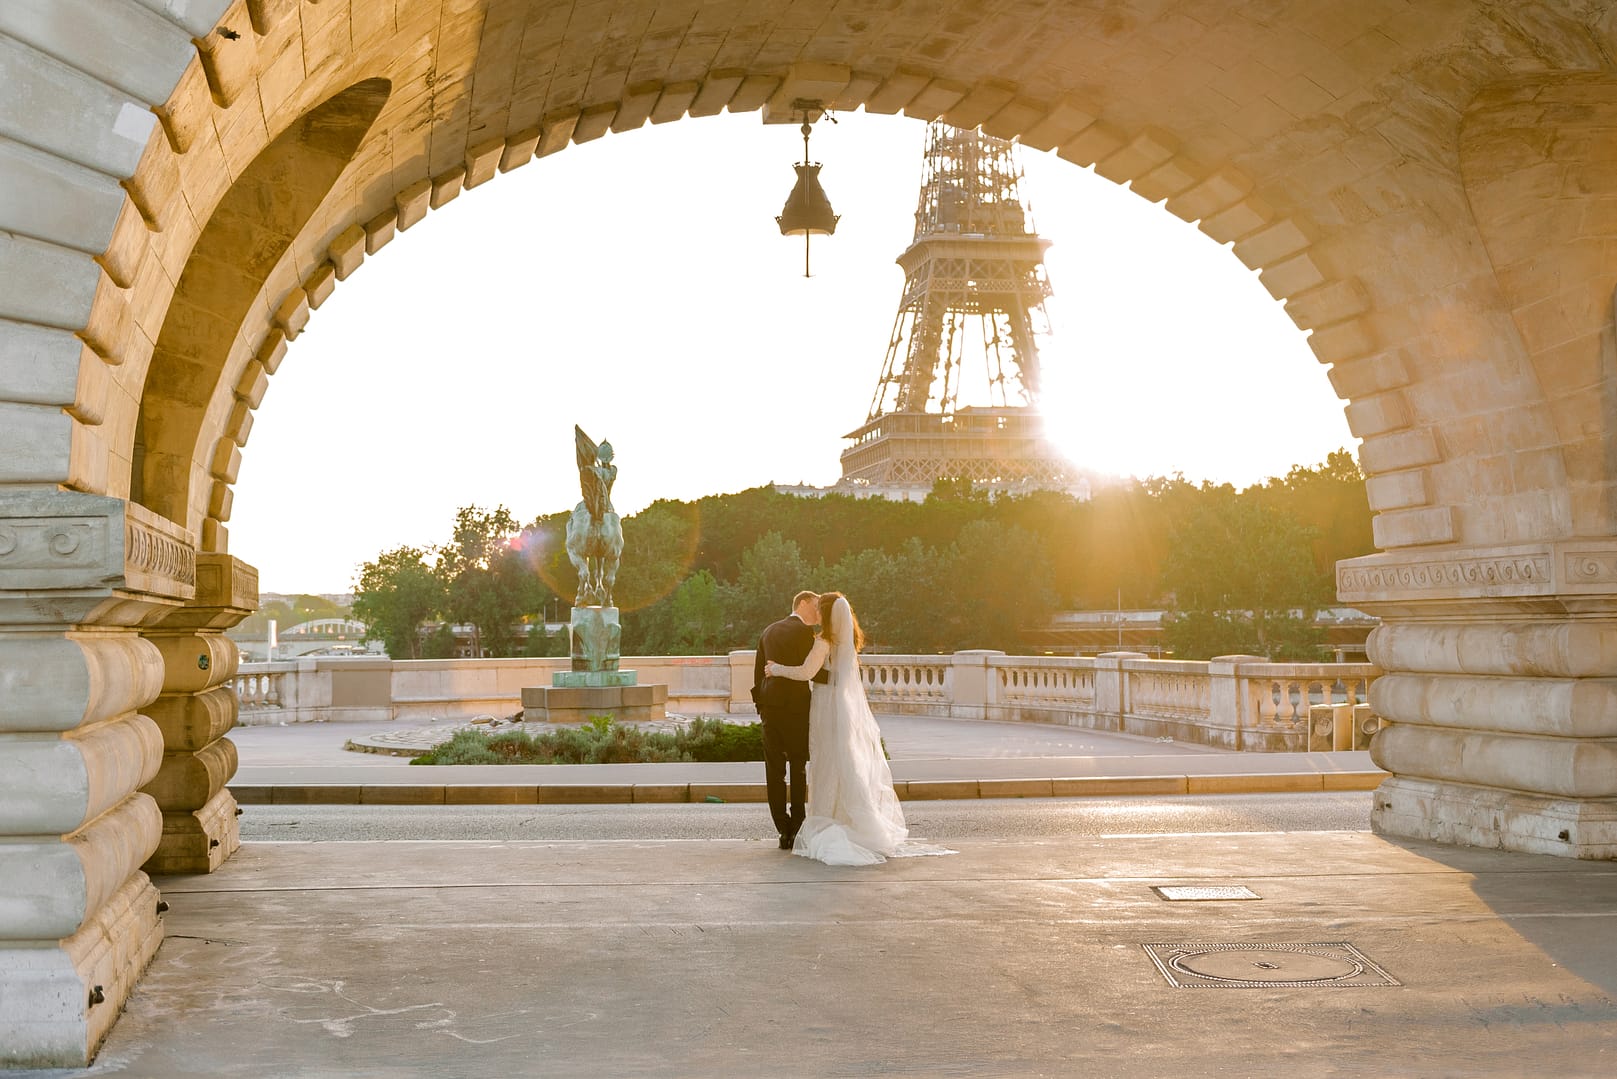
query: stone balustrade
[{"left": 235, "top": 650, "right": 1381, "bottom": 753}]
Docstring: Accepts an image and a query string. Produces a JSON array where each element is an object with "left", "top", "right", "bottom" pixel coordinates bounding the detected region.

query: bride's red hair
[{"left": 818, "top": 591, "right": 865, "bottom": 651}]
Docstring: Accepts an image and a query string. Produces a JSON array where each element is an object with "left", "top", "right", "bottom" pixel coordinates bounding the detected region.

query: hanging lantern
[{"left": 776, "top": 120, "right": 838, "bottom": 277}]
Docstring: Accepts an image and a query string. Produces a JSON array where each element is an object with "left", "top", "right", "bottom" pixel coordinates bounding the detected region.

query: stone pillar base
[
  {"left": 1372, "top": 776, "right": 1617, "bottom": 860},
  {"left": 145, "top": 788, "right": 241, "bottom": 875},
  {"left": 0, "top": 873, "right": 163, "bottom": 1068}
]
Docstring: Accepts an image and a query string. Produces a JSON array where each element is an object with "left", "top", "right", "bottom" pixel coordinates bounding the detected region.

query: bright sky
[{"left": 231, "top": 109, "right": 1356, "bottom": 594}]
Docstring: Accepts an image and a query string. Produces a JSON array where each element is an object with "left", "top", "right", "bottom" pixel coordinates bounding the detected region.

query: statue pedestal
[
  {"left": 522, "top": 606, "right": 666, "bottom": 723},
  {"left": 519, "top": 679, "right": 667, "bottom": 725}
]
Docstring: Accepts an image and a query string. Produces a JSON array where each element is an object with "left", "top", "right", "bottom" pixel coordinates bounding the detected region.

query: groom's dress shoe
[{"left": 778, "top": 834, "right": 793, "bottom": 849}]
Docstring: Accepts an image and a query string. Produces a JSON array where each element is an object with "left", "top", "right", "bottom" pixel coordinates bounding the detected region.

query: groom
[{"left": 752, "top": 590, "right": 828, "bottom": 849}]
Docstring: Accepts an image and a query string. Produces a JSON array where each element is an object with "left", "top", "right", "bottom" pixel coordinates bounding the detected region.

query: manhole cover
[
  {"left": 1151, "top": 885, "right": 1261, "bottom": 901},
  {"left": 1142, "top": 942, "right": 1399, "bottom": 989}
]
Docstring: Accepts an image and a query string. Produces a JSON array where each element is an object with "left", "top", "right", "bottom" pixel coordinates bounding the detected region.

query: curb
[{"left": 233, "top": 771, "right": 1386, "bottom": 806}]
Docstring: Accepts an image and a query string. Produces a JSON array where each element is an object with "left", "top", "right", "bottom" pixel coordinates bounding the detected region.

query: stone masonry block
[
  {"left": 1094, "top": 128, "right": 1177, "bottom": 185},
  {"left": 272, "top": 288, "right": 309, "bottom": 339},
  {"left": 829, "top": 72, "right": 882, "bottom": 111},
  {"left": 1365, "top": 468, "right": 1431, "bottom": 511},
  {"left": 65, "top": 418, "right": 107, "bottom": 494},
  {"left": 499, "top": 128, "right": 541, "bottom": 170},
  {"left": 0, "top": 233, "right": 101, "bottom": 331},
  {"left": 1329, "top": 350, "right": 1411, "bottom": 398},
  {"left": 0, "top": 138, "right": 127, "bottom": 256},
  {"left": 233, "top": 359, "right": 268, "bottom": 407},
  {"left": 1022, "top": 95, "right": 1098, "bottom": 151},
  {"left": 688, "top": 71, "right": 745, "bottom": 117},
  {"left": 1308, "top": 318, "right": 1378, "bottom": 365},
  {"left": 611, "top": 83, "right": 661, "bottom": 133},
  {"left": 646, "top": 82, "right": 696, "bottom": 125},
  {"left": 765, "top": 62, "right": 852, "bottom": 124},
  {"left": 903, "top": 79, "right": 969, "bottom": 121},
  {"left": 364, "top": 207, "right": 398, "bottom": 253},
  {"left": 430, "top": 167, "right": 465, "bottom": 209},
  {"left": 225, "top": 399, "right": 253, "bottom": 446},
  {"left": 395, "top": 178, "right": 431, "bottom": 229},
  {"left": 571, "top": 103, "right": 618, "bottom": 143},
  {"left": 1233, "top": 218, "right": 1317, "bottom": 268},
  {"left": 256, "top": 329, "right": 287, "bottom": 375},
  {"left": 463, "top": 138, "right": 503, "bottom": 189},
  {"left": 943, "top": 80, "right": 1018, "bottom": 131},
  {"left": 0, "top": 319, "right": 82, "bottom": 405},
  {"left": 208, "top": 438, "right": 240, "bottom": 483},
  {"left": 247, "top": 0, "right": 297, "bottom": 35},
  {"left": 80, "top": 275, "right": 134, "bottom": 366},
  {"left": 1200, "top": 194, "right": 1276, "bottom": 243},
  {"left": 153, "top": 60, "right": 212, "bottom": 155},
  {"left": 1057, "top": 122, "right": 1126, "bottom": 168},
  {"left": 202, "top": 517, "right": 226, "bottom": 552},
  {"left": 1166, "top": 166, "right": 1254, "bottom": 222},
  {"left": 0, "top": 402, "right": 71, "bottom": 483},
  {"left": 302, "top": 262, "right": 336, "bottom": 309},
  {"left": 1285, "top": 278, "right": 1371, "bottom": 331},
  {"left": 1372, "top": 505, "right": 1457, "bottom": 548},
  {"left": 980, "top": 96, "right": 1048, "bottom": 142},
  {"left": 863, "top": 69, "right": 929, "bottom": 115},
  {"left": 1129, "top": 155, "right": 1207, "bottom": 203},
  {"left": 729, "top": 75, "right": 781, "bottom": 114},
  {"left": 537, "top": 110, "right": 579, "bottom": 156},
  {"left": 329, "top": 224, "right": 366, "bottom": 280},
  {"left": 193, "top": 22, "right": 256, "bottom": 108},
  {"left": 1345, "top": 390, "right": 1412, "bottom": 438},
  {"left": 1258, "top": 251, "right": 1328, "bottom": 299},
  {"left": 68, "top": 349, "right": 111, "bottom": 426},
  {"left": 97, "top": 199, "right": 148, "bottom": 291},
  {"left": 207, "top": 479, "right": 232, "bottom": 521},
  {"left": 0, "top": 0, "right": 202, "bottom": 104},
  {"left": 1360, "top": 427, "right": 1441, "bottom": 474}
]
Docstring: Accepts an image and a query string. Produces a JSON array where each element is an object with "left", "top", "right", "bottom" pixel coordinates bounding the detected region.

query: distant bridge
[{"left": 1024, "top": 609, "right": 1377, "bottom": 662}]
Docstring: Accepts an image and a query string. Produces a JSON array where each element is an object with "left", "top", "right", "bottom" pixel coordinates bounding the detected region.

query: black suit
[{"left": 753, "top": 613, "right": 828, "bottom": 839}]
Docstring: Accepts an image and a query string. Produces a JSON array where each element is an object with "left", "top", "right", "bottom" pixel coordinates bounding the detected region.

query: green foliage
[
  {"left": 352, "top": 546, "right": 444, "bottom": 660},
  {"left": 354, "top": 451, "right": 1372, "bottom": 659},
  {"left": 1160, "top": 488, "right": 1332, "bottom": 660},
  {"left": 409, "top": 716, "right": 766, "bottom": 765}
]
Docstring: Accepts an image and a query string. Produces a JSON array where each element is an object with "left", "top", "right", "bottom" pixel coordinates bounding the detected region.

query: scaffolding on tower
[{"left": 833, "top": 122, "right": 1085, "bottom": 500}]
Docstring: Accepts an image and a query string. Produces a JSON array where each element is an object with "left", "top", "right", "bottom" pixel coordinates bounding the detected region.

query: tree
[
  {"left": 939, "top": 520, "right": 1057, "bottom": 652},
  {"left": 352, "top": 547, "right": 443, "bottom": 659},
  {"left": 437, "top": 505, "right": 544, "bottom": 657},
  {"left": 726, "top": 532, "right": 812, "bottom": 644},
  {"left": 1161, "top": 494, "right": 1329, "bottom": 659}
]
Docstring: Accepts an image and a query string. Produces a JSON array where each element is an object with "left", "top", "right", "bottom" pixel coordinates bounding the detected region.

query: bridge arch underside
[{"left": 5, "top": 0, "right": 1617, "bottom": 1065}]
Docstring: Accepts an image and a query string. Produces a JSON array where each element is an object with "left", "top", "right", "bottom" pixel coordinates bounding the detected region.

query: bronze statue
[{"left": 565, "top": 425, "right": 623, "bottom": 607}]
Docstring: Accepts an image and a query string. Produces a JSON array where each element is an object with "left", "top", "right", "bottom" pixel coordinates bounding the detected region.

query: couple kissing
[{"left": 751, "top": 590, "right": 954, "bottom": 866}]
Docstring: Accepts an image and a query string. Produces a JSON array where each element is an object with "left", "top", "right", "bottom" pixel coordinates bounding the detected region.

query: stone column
[
  {"left": 0, "top": 492, "right": 195, "bottom": 1067},
  {"left": 1340, "top": 544, "right": 1617, "bottom": 860},
  {"left": 139, "top": 553, "right": 257, "bottom": 874},
  {"left": 948, "top": 650, "right": 1004, "bottom": 720}
]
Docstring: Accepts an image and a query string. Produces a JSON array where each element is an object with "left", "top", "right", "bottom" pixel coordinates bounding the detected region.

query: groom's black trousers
[{"left": 760, "top": 707, "right": 809, "bottom": 838}]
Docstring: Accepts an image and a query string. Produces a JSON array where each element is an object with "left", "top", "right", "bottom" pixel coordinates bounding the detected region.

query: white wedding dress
[{"left": 768, "top": 598, "right": 955, "bottom": 866}]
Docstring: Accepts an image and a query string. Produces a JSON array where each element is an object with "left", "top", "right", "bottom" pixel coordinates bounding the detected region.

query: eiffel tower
[{"left": 834, "top": 122, "right": 1081, "bottom": 499}]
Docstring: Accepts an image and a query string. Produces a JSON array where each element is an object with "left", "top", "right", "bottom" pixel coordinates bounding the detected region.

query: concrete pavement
[
  {"left": 229, "top": 714, "right": 1386, "bottom": 805},
  {"left": 27, "top": 830, "right": 1617, "bottom": 1077}
]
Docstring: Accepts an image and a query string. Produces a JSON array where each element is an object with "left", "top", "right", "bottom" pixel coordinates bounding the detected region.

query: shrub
[{"left": 410, "top": 716, "right": 765, "bottom": 765}]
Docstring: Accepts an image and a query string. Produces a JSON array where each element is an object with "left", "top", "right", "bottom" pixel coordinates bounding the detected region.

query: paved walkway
[
  {"left": 34, "top": 831, "right": 1617, "bottom": 1077},
  {"left": 229, "top": 714, "right": 1383, "bottom": 804}
]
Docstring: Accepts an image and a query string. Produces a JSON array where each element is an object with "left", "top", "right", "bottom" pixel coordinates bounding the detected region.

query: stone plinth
[
  {"left": 520, "top": 681, "right": 667, "bottom": 725},
  {"left": 569, "top": 606, "right": 620, "bottom": 672}
]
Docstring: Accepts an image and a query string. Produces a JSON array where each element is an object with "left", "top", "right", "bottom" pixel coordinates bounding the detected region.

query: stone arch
[
  {"left": 11, "top": 3, "right": 1617, "bottom": 1065},
  {"left": 133, "top": 76, "right": 391, "bottom": 526}
]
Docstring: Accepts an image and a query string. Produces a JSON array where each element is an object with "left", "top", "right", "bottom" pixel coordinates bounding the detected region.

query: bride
[{"left": 764, "top": 592, "right": 954, "bottom": 866}]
